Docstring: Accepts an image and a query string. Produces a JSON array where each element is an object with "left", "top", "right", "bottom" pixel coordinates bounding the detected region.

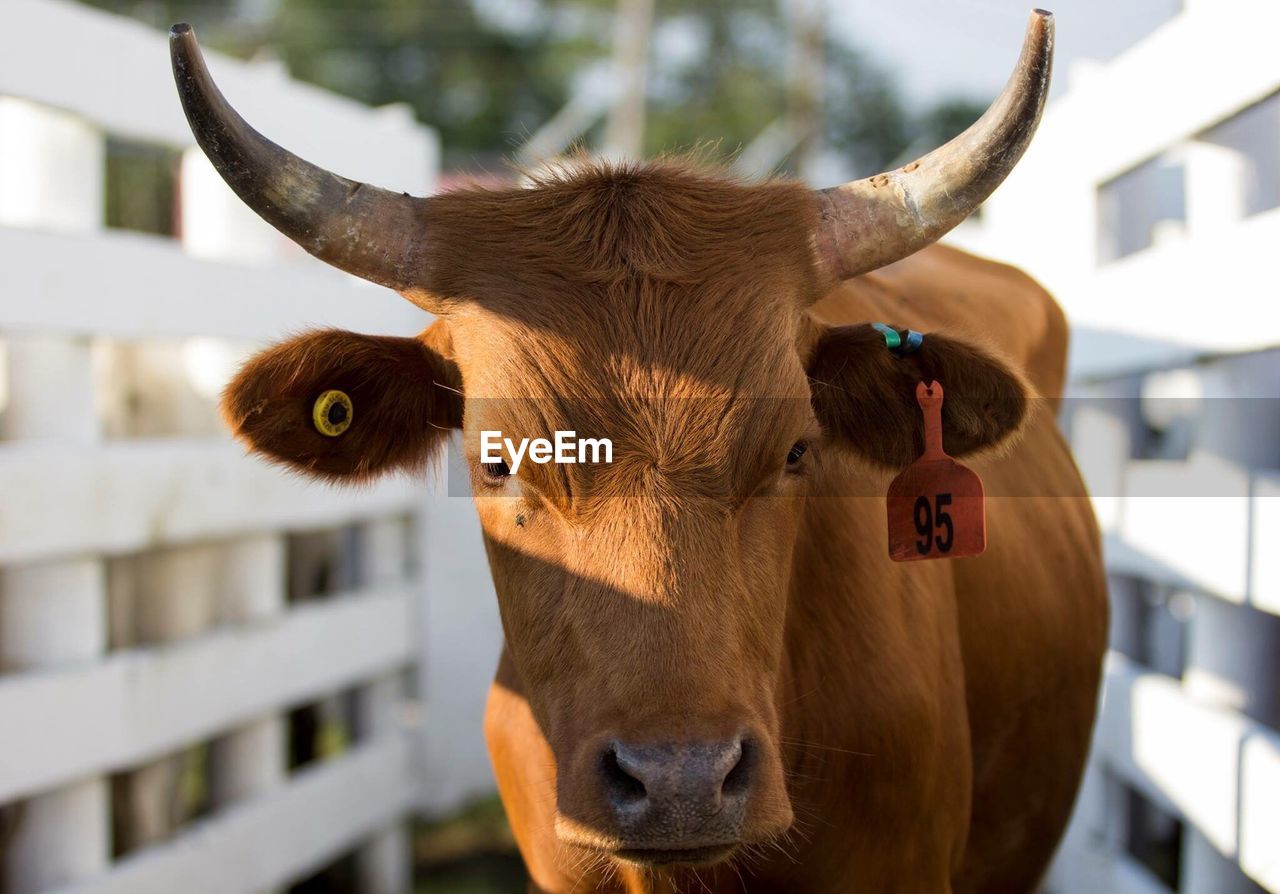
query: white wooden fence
[
  {"left": 1043, "top": 355, "right": 1280, "bottom": 894},
  {"left": 949, "top": 2, "right": 1280, "bottom": 890},
  {"left": 0, "top": 1, "right": 503, "bottom": 891},
  {"left": 20, "top": 2, "right": 1279, "bottom": 892}
]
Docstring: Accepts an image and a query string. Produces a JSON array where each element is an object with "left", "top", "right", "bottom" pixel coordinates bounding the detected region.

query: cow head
[{"left": 172, "top": 9, "right": 1049, "bottom": 870}]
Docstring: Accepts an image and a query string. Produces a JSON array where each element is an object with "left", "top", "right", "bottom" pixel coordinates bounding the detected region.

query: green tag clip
[{"left": 872, "top": 322, "right": 924, "bottom": 356}]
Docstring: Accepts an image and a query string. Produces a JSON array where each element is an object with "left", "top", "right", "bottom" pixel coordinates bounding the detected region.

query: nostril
[
  {"left": 601, "top": 745, "right": 647, "bottom": 808},
  {"left": 721, "top": 737, "right": 754, "bottom": 799}
]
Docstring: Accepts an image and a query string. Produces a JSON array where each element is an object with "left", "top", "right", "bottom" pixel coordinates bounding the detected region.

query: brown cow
[{"left": 171, "top": 9, "right": 1106, "bottom": 892}]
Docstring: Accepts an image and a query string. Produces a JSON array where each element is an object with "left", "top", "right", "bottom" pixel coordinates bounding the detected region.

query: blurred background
[{"left": 0, "top": 0, "right": 1277, "bottom": 892}]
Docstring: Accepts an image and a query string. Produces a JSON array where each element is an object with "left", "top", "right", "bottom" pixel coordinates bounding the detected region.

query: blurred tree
[
  {"left": 78, "top": 0, "right": 572, "bottom": 167},
  {"left": 77, "top": 0, "right": 982, "bottom": 176},
  {"left": 821, "top": 36, "right": 911, "bottom": 175},
  {"left": 914, "top": 97, "right": 987, "bottom": 155},
  {"left": 75, "top": 1, "right": 270, "bottom": 56},
  {"left": 636, "top": 1, "right": 789, "bottom": 160},
  {"left": 563, "top": 0, "right": 915, "bottom": 173},
  {"left": 275, "top": 1, "right": 571, "bottom": 164}
]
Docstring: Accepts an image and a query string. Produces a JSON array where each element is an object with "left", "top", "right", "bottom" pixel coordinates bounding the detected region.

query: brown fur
[{"left": 221, "top": 160, "right": 1107, "bottom": 893}]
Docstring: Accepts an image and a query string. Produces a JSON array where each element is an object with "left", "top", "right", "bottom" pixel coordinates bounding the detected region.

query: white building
[{"left": 950, "top": 1, "right": 1280, "bottom": 892}]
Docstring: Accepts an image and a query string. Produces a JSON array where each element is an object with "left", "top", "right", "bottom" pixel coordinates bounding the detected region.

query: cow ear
[
  {"left": 222, "top": 328, "right": 463, "bottom": 482},
  {"left": 806, "top": 323, "right": 1031, "bottom": 469}
]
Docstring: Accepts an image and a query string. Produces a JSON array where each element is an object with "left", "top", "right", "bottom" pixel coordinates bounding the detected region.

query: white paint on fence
[
  {"left": 0, "top": 224, "right": 426, "bottom": 340},
  {"left": 951, "top": 3, "right": 1280, "bottom": 892},
  {"left": 0, "top": 588, "right": 414, "bottom": 802},
  {"left": 0, "top": 1, "right": 502, "bottom": 891},
  {"left": 46, "top": 738, "right": 415, "bottom": 894},
  {"left": 0, "top": 441, "right": 419, "bottom": 565}
]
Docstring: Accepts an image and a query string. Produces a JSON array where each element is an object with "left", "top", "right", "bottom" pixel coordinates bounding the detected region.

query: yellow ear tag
[{"left": 312, "top": 390, "right": 353, "bottom": 437}]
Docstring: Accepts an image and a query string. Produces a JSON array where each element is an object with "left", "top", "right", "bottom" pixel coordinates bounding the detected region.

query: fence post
[
  {"left": 354, "top": 517, "right": 410, "bottom": 894},
  {"left": 210, "top": 534, "right": 288, "bottom": 894},
  {"left": 179, "top": 149, "right": 278, "bottom": 263},
  {"left": 1182, "top": 827, "right": 1262, "bottom": 894},
  {"left": 0, "top": 97, "right": 103, "bottom": 232},
  {"left": 212, "top": 534, "right": 289, "bottom": 818},
  {"left": 0, "top": 93, "right": 112, "bottom": 894},
  {"left": 1183, "top": 139, "right": 1247, "bottom": 238},
  {"left": 1181, "top": 589, "right": 1280, "bottom": 894},
  {"left": 118, "top": 544, "right": 220, "bottom": 850},
  {"left": 0, "top": 561, "right": 111, "bottom": 893}
]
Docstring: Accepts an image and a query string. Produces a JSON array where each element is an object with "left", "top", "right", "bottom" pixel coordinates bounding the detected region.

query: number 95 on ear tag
[{"left": 887, "top": 381, "right": 986, "bottom": 562}]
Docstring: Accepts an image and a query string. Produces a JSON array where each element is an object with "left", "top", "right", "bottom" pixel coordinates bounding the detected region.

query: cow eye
[
  {"left": 482, "top": 460, "right": 511, "bottom": 482},
  {"left": 786, "top": 442, "right": 808, "bottom": 466}
]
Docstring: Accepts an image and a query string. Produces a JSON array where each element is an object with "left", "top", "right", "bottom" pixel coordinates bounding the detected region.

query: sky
[{"left": 827, "top": 0, "right": 1182, "bottom": 109}]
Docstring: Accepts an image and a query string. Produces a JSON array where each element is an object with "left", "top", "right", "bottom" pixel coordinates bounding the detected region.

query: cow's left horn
[
  {"left": 813, "top": 9, "right": 1053, "bottom": 285},
  {"left": 170, "top": 24, "right": 434, "bottom": 295}
]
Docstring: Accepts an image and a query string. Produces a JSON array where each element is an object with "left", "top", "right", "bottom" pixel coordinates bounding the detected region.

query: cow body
[{"left": 485, "top": 243, "right": 1108, "bottom": 893}]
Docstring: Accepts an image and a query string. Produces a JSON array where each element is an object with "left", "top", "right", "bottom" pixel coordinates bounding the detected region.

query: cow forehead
[
  {"left": 423, "top": 159, "right": 822, "bottom": 313},
  {"left": 451, "top": 272, "right": 817, "bottom": 500},
  {"left": 435, "top": 162, "right": 822, "bottom": 501},
  {"left": 457, "top": 282, "right": 805, "bottom": 389}
]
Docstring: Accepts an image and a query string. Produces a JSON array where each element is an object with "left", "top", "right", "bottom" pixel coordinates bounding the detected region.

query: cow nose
[{"left": 600, "top": 736, "right": 753, "bottom": 841}]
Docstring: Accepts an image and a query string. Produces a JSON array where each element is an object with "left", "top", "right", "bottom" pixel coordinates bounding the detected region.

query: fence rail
[
  {"left": 0, "top": 225, "right": 425, "bottom": 340},
  {"left": 0, "top": 0, "right": 433, "bottom": 188},
  {"left": 0, "top": 588, "right": 414, "bottom": 804},
  {"left": 50, "top": 738, "right": 415, "bottom": 894},
  {"left": 0, "top": 440, "right": 418, "bottom": 564},
  {"left": 1101, "top": 465, "right": 1280, "bottom": 617}
]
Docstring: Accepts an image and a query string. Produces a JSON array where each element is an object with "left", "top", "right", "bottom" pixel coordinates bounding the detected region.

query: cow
[{"left": 170, "top": 8, "right": 1106, "bottom": 892}]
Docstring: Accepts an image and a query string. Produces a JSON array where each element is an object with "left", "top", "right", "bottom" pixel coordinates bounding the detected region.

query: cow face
[
  {"left": 442, "top": 188, "right": 817, "bottom": 860},
  {"left": 220, "top": 164, "right": 1031, "bottom": 868}
]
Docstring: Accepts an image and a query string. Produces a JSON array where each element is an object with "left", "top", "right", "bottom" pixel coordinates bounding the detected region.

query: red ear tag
[{"left": 886, "top": 381, "right": 986, "bottom": 562}]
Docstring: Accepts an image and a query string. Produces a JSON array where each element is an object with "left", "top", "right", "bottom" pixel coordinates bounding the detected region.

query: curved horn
[
  {"left": 170, "top": 24, "right": 432, "bottom": 293},
  {"left": 813, "top": 9, "right": 1054, "bottom": 284}
]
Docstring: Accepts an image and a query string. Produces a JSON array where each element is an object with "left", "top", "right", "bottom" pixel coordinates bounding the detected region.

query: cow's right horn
[
  {"left": 170, "top": 24, "right": 435, "bottom": 298},
  {"left": 812, "top": 9, "right": 1054, "bottom": 285}
]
